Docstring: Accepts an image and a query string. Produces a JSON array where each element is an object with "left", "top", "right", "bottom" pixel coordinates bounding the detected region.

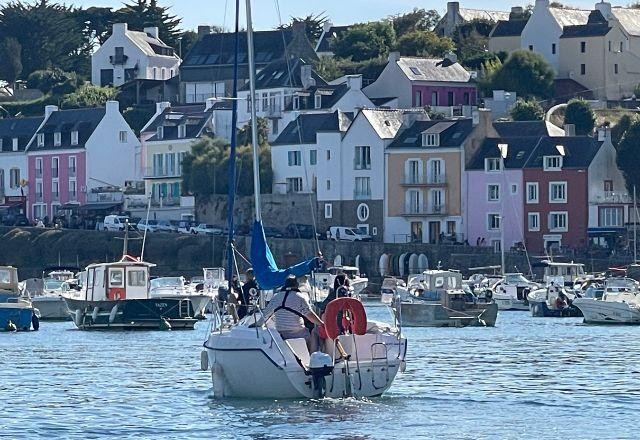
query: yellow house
[{"left": 488, "top": 19, "right": 528, "bottom": 53}]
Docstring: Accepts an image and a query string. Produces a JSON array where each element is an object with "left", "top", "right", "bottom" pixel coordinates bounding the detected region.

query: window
[
  {"left": 324, "top": 203, "right": 332, "bottom": 219},
  {"left": 354, "top": 146, "right": 371, "bottom": 170},
  {"left": 488, "top": 213, "right": 501, "bottom": 230},
  {"left": 326, "top": 179, "right": 331, "bottom": 191},
  {"left": 549, "top": 182, "right": 567, "bottom": 203},
  {"left": 37, "top": 133, "right": 44, "bottom": 147},
  {"left": 599, "top": 207, "right": 623, "bottom": 227},
  {"left": 609, "top": 40, "right": 612, "bottom": 52},
  {"left": 286, "top": 177, "right": 303, "bottom": 193},
  {"left": 156, "top": 126, "right": 164, "bottom": 140},
  {"left": 293, "top": 96, "right": 300, "bottom": 110},
  {"left": 71, "top": 131, "right": 78, "bottom": 145},
  {"left": 35, "top": 181, "right": 43, "bottom": 201},
  {"left": 12, "top": 138, "right": 18, "bottom": 151},
  {"left": 604, "top": 180, "right": 613, "bottom": 195},
  {"left": 526, "top": 182, "right": 538, "bottom": 203},
  {"left": 272, "top": 119, "right": 278, "bottom": 135},
  {"left": 549, "top": 212, "right": 568, "bottom": 232},
  {"left": 528, "top": 45, "right": 534, "bottom": 51},
  {"left": 511, "top": 184, "right": 518, "bottom": 195},
  {"left": 128, "top": 270, "right": 147, "bottom": 287},
  {"left": 54, "top": 132, "right": 61, "bottom": 146},
  {"left": 620, "top": 41, "right": 624, "bottom": 52},
  {"left": 33, "top": 204, "right": 46, "bottom": 220},
  {"left": 488, "top": 184, "right": 500, "bottom": 201},
  {"left": 310, "top": 149, "right": 317, "bottom": 165},
  {"left": 51, "top": 157, "right": 59, "bottom": 178},
  {"left": 544, "top": 155, "right": 562, "bottom": 171},
  {"left": 69, "top": 156, "right": 76, "bottom": 177},
  {"left": 326, "top": 150, "right": 331, "bottom": 161},
  {"left": 52, "top": 180, "right": 59, "bottom": 201},
  {"left": 407, "top": 159, "right": 421, "bottom": 183},
  {"left": 287, "top": 151, "right": 301, "bottom": 166},
  {"left": 552, "top": 43, "right": 556, "bottom": 54},
  {"left": 178, "top": 124, "right": 186, "bottom": 138},
  {"left": 485, "top": 158, "right": 500, "bottom": 172},
  {"left": 615, "top": 64, "right": 619, "bottom": 74},
  {"left": 116, "top": 130, "right": 126, "bottom": 143},
  {"left": 580, "top": 41, "right": 586, "bottom": 53},
  {"left": 69, "top": 180, "right": 77, "bottom": 200},
  {"left": 357, "top": 203, "right": 369, "bottom": 222},
  {"left": 580, "top": 64, "right": 586, "bottom": 75},
  {"left": 528, "top": 212, "right": 540, "bottom": 231},
  {"left": 35, "top": 158, "right": 43, "bottom": 178},
  {"left": 414, "top": 90, "right": 422, "bottom": 106},
  {"left": 447, "top": 91, "right": 454, "bottom": 106},
  {"left": 314, "top": 94, "right": 322, "bottom": 109},
  {"left": 109, "top": 269, "right": 124, "bottom": 287},
  {"left": 422, "top": 133, "right": 439, "bottom": 147},
  {"left": 9, "top": 168, "right": 20, "bottom": 189},
  {"left": 355, "top": 177, "right": 371, "bottom": 198},
  {"left": 431, "top": 91, "right": 438, "bottom": 106},
  {"left": 463, "top": 92, "right": 470, "bottom": 105}
]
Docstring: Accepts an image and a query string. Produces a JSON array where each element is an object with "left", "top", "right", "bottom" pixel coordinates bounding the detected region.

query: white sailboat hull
[{"left": 573, "top": 298, "right": 640, "bottom": 324}]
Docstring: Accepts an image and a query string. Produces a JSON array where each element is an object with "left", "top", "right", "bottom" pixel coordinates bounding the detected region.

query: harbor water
[{"left": 1, "top": 308, "right": 639, "bottom": 439}]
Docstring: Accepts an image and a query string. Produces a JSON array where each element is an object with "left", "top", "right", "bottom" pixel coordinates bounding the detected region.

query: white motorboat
[
  {"left": 492, "top": 273, "right": 540, "bottom": 311},
  {"left": 311, "top": 266, "right": 369, "bottom": 299},
  {"left": 28, "top": 268, "right": 78, "bottom": 320},
  {"left": 573, "top": 277, "right": 640, "bottom": 324},
  {"left": 149, "top": 276, "right": 212, "bottom": 319}
]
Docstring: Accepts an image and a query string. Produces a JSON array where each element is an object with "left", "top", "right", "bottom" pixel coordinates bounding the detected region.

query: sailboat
[{"left": 202, "top": 0, "right": 407, "bottom": 398}]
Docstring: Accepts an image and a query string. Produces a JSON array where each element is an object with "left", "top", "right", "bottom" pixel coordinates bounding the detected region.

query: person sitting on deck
[{"left": 260, "top": 275, "right": 324, "bottom": 349}]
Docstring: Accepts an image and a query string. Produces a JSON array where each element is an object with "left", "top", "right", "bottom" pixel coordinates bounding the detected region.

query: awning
[
  {"left": 78, "top": 202, "right": 121, "bottom": 212},
  {"left": 587, "top": 227, "right": 625, "bottom": 236},
  {"left": 61, "top": 202, "right": 81, "bottom": 210}
]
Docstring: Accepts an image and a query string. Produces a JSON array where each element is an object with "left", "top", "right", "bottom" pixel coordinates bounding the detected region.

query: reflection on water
[{"left": 1, "top": 311, "right": 639, "bottom": 439}]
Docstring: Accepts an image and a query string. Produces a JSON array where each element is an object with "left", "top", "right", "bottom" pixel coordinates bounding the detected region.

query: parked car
[
  {"left": 327, "top": 226, "right": 372, "bottom": 242},
  {"left": 264, "top": 226, "right": 285, "bottom": 238},
  {"left": 286, "top": 223, "right": 314, "bottom": 239},
  {"left": 190, "top": 223, "right": 223, "bottom": 235},
  {"left": 137, "top": 219, "right": 158, "bottom": 233},
  {"left": 104, "top": 215, "right": 136, "bottom": 231},
  {"left": 155, "top": 219, "right": 176, "bottom": 233},
  {"left": 177, "top": 220, "right": 198, "bottom": 234}
]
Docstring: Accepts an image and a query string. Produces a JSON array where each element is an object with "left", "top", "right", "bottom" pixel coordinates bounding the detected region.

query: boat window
[
  {"left": 150, "top": 277, "right": 183, "bottom": 289},
  {"left": 128, "top": 270, "right": 147, "bottom": 287},
  {"left": 434, "top": 277, "right": 444, "bottom": 288},
  {"left": 44, "top": 279, "right": 64, "bottom": 290},
  {"left": 109, "top": 269, "right": 124, "bottom": 287},
  {"left": 448, "top": 276, "right": 458, "bottom": 288},
  {"left": 0, "top": 270, "right": 10, "bottom": 283}
]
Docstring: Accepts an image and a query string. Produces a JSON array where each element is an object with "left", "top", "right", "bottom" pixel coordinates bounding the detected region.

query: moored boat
[
  {"left": 573, "top": 277, "right": 640, "bottom": 324},
  {"left": 492, "top": 273, "right": 539, "bottom": 311},
  {"left": 149, "top": 276, "right": 211, "bottom": 319},
  {"left": 0, "top": 266, "right": 39, "bottom": 332},
  {"left": 527, "top": 284, "right": 582, "bottom": 317}
]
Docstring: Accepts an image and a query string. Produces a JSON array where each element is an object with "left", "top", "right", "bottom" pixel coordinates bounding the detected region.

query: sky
[{"left": 55, "top": 0, "right": 632, "bottom": 31}]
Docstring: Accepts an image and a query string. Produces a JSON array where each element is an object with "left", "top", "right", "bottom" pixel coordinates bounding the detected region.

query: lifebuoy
[{"left": 322, "top": 297, "right": 367, "bottom": 339}]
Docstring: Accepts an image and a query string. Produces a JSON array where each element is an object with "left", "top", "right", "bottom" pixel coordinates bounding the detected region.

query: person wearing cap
[
  {"left": 260, "top": 275, "right": 324, "bottom": 347},
  {"left": 239, "top": 268, "right": 258, "bottom": 319}
]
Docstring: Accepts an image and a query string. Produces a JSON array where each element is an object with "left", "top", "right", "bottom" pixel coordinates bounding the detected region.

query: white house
[{"left": 91, "top": 23, "right": 181, "bottom": 87}]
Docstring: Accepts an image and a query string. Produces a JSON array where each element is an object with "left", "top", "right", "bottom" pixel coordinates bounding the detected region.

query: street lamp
[{"left": 498, "top": 143, "right": 508, "bottom": 275}]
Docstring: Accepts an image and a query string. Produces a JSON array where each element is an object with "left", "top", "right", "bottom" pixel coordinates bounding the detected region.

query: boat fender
[
  {"left": 75, "top": 309, "right": 83, "bottom": 327},
  {"left": 200, "top": 349, "right": 209, "bottom": 371},
  {"left": 109, "top": 304, "right": 119, "bottom": 324},
  {"left": 31, "top": 313, "right": 40, "bottom": 331},
  {"left": 159, "top": 317, "right": 172, "bottom": 330},
  {"left": 5, "top": 320, "right": 17, "bottom": 332},
  {"left": 323, "top": 297, "right": 367, "bottom": 340},
  {"left": 91, "top": 307, "right": 99, "bottom": 322}
]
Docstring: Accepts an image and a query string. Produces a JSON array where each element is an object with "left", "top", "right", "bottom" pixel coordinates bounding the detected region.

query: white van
[
  {"left": 103, "top": 215, "right": 134, "bottom": 231},
  {"left": 327, "top": 226, "right": 372, "bottom": 242}
]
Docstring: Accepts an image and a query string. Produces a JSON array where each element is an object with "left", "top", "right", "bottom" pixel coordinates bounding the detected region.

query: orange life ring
[{"left": 323, "top": 297, "right": 367, "bottom": 339}]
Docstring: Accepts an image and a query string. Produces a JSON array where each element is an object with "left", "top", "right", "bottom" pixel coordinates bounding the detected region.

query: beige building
[{"left": 488, "top": 18, "right": 528, "bottom": 53}]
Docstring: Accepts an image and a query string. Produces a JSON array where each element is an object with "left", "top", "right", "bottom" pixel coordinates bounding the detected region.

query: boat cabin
[
  {"left": 328, "top": 266, "right": 361, "bottom": 278},
  {"left": 84, "top": 258, "right": 154, "bottom": 301},
  {"left": 542, "top": 261, "right": 585, "bottom": 286},
  {"left": 203, "top": 267, "right": 225, "bottom": 290},
  {"left": 0, "top": 266, "right": 20, "bottom": 297}
]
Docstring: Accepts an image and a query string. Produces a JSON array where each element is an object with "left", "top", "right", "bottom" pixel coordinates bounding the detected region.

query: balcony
[
  {"left": 264, "top": 104, "right": 282, "bottom": 118},
  {"left": 109, "top": 54, "right": 128, "bottom": 65},
  {"left": 401, "top": 173, "right": 447, "bottom": 186},
  {"left": 402, "top": 203, "right": 447, "bottom": 216},
  {"left": 143, "top": 167, "right": 182, "bottom": 179},
  {"left": 87, "top": 191, "right": 123, "bottom": 203}
]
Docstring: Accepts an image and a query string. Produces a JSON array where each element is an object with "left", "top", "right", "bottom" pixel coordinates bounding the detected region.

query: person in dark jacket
[
  {"left": 320, "top": 273, "right": 351, "bottom": 313},
  {"left": 239, "top": 268, "right": 258, "bottom": 319}
]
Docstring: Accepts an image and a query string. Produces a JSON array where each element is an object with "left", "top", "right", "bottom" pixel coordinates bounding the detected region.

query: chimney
[
  {"left": 292, "top": 21, "right": 307, "bottom": 38},
  {"left": 597, "top": 126, "right": 611, "bottom": 142},
  {"left": 44, "top": 105, "right": 58, "bottom": 119},
  {"left": 536, "top": 0, "right": 550, "bottom": 8},
  {"left": 205, "top": 97, "right": 218, "bottom": 111},
  {"left": 476, "top": 108, "right": 493, "bottom": 133},
  {"left": 156, "top": 101, "right": 171, "bottom": 114},
  {"left": 105, "top": 100, "right": 120, "bottom": 114},
  {"left": 510, "top": 6, "right": 524, "bottom": 19},
  {"left": 323, "top": 21, "right": 334, "bottom": 32},
  {"left": 564, "top": 123, "right": 576, "bottom": 136},
  {"left": 197, "top": 25, "right": 212, "bottom": 38},
  {"left": 112, "top": 23, "right": 128, "bottom": 36},
  {"left": 300, "top": 64, "right": 314, "bottom": 89},
  {"left": 144, "top": 27, "right": 159, "bottom": 39},
  {"left": 346, "top": 75, "right": 362, "bottom": 91},
  {"left": 595, "top": 1, "right": 612, "bottom": 18},
  {"left": 447, "top": 2, "right": 460, "bottom": 18},
  {"left": 388, "top": 51, "right": 401, "bottom": 63}
]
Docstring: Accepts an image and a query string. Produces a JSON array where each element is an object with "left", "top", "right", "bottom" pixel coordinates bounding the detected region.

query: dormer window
[
  {"left": 71, "top": 131, "right": 78, "bottom": 146},
  {"left": 293, "top": 96, "right": 300, "bottom": 110},
  {"left": 178, "top": 124, "right": 186, "bottom": 139},
  {"left": 544, "top": 155, "right": 562, "bottom": 171},
  {"left": 157, "top": 126, "right": 164, "bottom": 140},
  {"left": 37, "top": 133, "right": 44, "bottom": 147},
  {"left": 485, "top": 158, "right": 501, "bottom": 172},
  {"left": 422, "top": 133, "right": 439, "bottom": 147},
  {"left": 54, "top": 132, "right": 61, "bottom": 146},
  {"left": 314, "top": 94, "right": 322, "bottom": 109},
  {"left": 12, "top": 138, "right": 18, "bottom": 151}
]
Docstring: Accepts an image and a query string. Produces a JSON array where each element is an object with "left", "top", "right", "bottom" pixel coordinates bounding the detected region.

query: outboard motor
[{"left": 308, "top": 351, "right": 334, "bottom": 398}]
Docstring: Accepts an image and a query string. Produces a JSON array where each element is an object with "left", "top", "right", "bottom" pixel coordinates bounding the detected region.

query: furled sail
[{"left": 250, "top": 221, "right": 319, "bottom": 289}]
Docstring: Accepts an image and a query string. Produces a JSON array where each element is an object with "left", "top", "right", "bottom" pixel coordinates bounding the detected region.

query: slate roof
[
  {"left": 611, "top": 8, "right": 640, "bottom": 36},
  {"left": 369, "top": 97, "right": 396, "bottom": 106},
  {"left": 524, "top": 136, "right": 602, "bottom": 168},
  {"left": 360, "top": 109, "right": 418, "bottom": 140},
  {"left": 388, "top": 118, "right": 473, "bottom": 149},
  {"left": 494, "top": 121, "right": 565, "bottom": 138},
  {"left": 316, "top": 25, "right": 351, "bottom": 52},
  {"left": 240, "top": 58, "right": 327, "bottom": 91},
  {"left": 271, "top": 111, "right": 353, "bottom": 146},
  {"left": 490, "top": 19, "right": 528, "bottom": 37},
  {"left": 549, "top": 7, "right": 590, "bottom": 27},
  {"left": 397, "top": 57, "right": 472, "bottom": 83},
  {"left": 0, "top": 116, "right": 44, "bottom": 152},
  {"left": 561, "top": 11, "right": 611, "bottom": 38},
  {"left": 458, "top": 7, "right": 510, "bottom": 22},
  {"left": 467, "top": 136, "right": 542, "bottom": 170},
  {"left": 31, "top": 108, "right": 106, "bottom": 151},
  {"left": 142, "top": 105, "right": 214, "bottom": 141},
  {"left": 289, "top": 83, "right": 350, "bottom": 110},
  {"left": 127, "top": 30, "right": 175, "bottom": 57}
]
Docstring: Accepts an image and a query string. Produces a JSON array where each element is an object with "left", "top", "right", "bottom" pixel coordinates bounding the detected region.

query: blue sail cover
[{"left": 251, "top": 220, "right": 319, "bottom": 290}]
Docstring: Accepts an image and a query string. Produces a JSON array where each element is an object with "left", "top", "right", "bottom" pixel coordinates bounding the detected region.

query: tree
[
  {"left": 237, "top": 118, "right": 269, "bottom": 147},
  {"left": 278, "top": 12, "right": 328, "bottom": 44},
  {"left": 390, "top": 8, "right": 440, "bottom": 35},
  {"left": 178, "top": 30, "right": 198, "bottom": 58},
  {"left": 74, "top": 6, "right": 119, "bottom": 46},
  {"left": 27, "top": 69, "right": 80, "bottom": 94},
  {"left": 452, "top": 19, "right": 495, "bottom": 61},
  {"left": 462, "top": 51, "right": 507, "bottom": 70},
  {"left": 117, "top": 0, "right": 182, "bottom": 48},
  {"left": 612, "top": 114, "right": 633, "bottom": 148},
  {"left": 331, "top": 21, "right": 396, "bottom": 61},
  {"left": 564, "top": 98, "right": 595, "bottom": 135},
  {"left": 510, "top": 99, "right": 544, "bottom": 121},
  {"left": 395, "top": 30, "right": 454, "bottom": 57},
  {"left": 0, "top": 37, "right": 22, "bottom": 85},
  {"left": 60, "top": 85, "right": 117, "bottom": 108},
  {"left": 616, "top": 116, "right": 640, "bottom": 191},
  {"left": 489, "top": 50, "right": 555, "bottom": 99}
]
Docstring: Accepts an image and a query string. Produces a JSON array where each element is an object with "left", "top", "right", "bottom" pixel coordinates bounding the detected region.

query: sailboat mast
[
  {"left": 245, "top": 0, "right": 262, "bottom": 222},
  {"left": 634, "top": 185, "right": 637, "bottom": 263}
]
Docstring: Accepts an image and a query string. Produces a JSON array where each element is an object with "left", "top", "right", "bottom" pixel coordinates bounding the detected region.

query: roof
[
  {"left": 289, "top": 83, "right": 350, "bottom": 110},
  {"left": 388, "top": 118, "right": 473, "bottom": 149},
  {"left": 560, "top": 11, "right": 611, "bottom": 38},
  {"left": 142, "top": 105, "right": 214, "bottom": 141},
  {"left": 611, "top": 8, "right": 640, "bottom": 36},
  {"left": 0, "top": 116, "right": 44, "bottom": 152},
  {"left": 397, "top": 57, "right": 471, "bottom": 83},
  {"left": 271, "top": 111, "right": 353, "bottom": 146},
  {"left": 458, "top": 8, "right": 510, "bottom": 22},
  {"left": 549, "top": 7, "right": 590, "bottom": 28},
  {"left": 360, "top": 109, "right": 419, "bottom": 140},
  {"left": 467, "top": 136, "right": 542, "bottom": 170},
  {"left": 554, "top": 78, "right": 594, "bottom": 101},
  {"left": 240, "top": 58, "right": 327, "bottom": 91},
  {"left": 494, "top": 121, "right": 565, "bottom": 137},
  {"left": 31, "top": 108, "right": 106, "bottom": 151},
  {"left": 369, "top": 97, "right": 396, "bottom": 106},
  {"left": 490, "top": 19, "right": 528, "bottom": 37},
  {"left": 316, "top": 25, "right": 351, "bottom": 53},
  {"left": 127, "top": 30, "right": 176, "bottom": 58},
  {"left": 524, "top": 136, "right": 602, "bottom": 168}
]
